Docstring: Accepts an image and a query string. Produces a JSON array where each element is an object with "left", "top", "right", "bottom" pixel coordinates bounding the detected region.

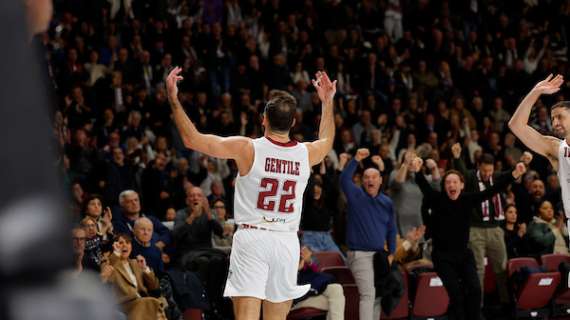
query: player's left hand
[{"left": 312, "top": 71, "right": 337, "bottom": 103}]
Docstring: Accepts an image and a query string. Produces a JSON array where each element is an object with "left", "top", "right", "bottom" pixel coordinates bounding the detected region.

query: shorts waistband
[
  {"left": 238, "top": 224, "right": 271, "bottom": 231},
  {"left": 238, "top": 224, "right": 296, "bottom": 233}
]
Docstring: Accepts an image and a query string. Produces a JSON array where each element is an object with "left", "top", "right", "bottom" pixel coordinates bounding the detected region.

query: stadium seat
[
  {"left": 313, "top": 251, "right": 345, "bottom": 270},
  {"left": 508, "top": 257, "right": 561, "bottom": 318},
  {"left": 380, "top": 269, "right": 409, "bottom": 320},
  {"left": 508, "top": 257, "right": 540, "bottom": 278},
  {"left": 541, "top": 254, "right": 570, "bottom": 316},
  {"left": 287, "top": 307, "right": 327, "bottom": 320},
  {"left": 321, "top": 266, "right": 356, "bottom": 285},
  {"left": 484, "top": 257, "right": 497, "bottom": 295},
  {"left": 410, "top": 271, "right": 449, "bottom": 319},
  {"left": 541, "top": 253, "right": 570, "bottom": 273}
]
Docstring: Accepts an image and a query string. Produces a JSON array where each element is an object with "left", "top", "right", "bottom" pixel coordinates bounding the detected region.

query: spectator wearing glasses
[
  {"left": 72, "top": 226, "right": 87, "bottom": 274},
  {"left": 81, "top": 216, "right": 108, "bottom": 271},
  {"left": 211, "top": 199, "right": 234, "bottom": 253}
]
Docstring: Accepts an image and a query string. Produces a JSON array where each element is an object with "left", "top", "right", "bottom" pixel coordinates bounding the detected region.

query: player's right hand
[
  {"left": 532, "top": 74, "right": 564, "bottom": 95},
  {"left": 166, "top": 67, "right": 184, "bottom": 99},
  {"left": 312, "top": 71, "right": 337, "bottom": 104},
  {"left": 355, "top": 148, "right": 370, "bottom": 162}
]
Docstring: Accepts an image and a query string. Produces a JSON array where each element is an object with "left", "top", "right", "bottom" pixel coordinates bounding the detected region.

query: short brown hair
[
  {"left": 443, "top": 170, "right": 465, "bottom": 184},
  {"left": 552, "top": 101, "right": 570, "bottom": 110},
  {"left": 264, "top": 90, "right": 297, "bottom": 133},
  {"left": 114, "top": 233, "right": 132, "bottom": 244}
]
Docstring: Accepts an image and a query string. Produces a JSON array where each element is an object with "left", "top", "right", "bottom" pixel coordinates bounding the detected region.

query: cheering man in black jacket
[{"left": 409, "top": 157, "right": 526, "bottom": 320}]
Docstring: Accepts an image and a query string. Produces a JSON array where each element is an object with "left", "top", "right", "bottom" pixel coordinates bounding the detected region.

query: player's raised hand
[
  {"left": 312, "top": 71, "right": 337, "bottom": 103},
  {"left": 166, "top": 67, "right": 184, "bottom": 99},
  {"left": 533, "top": 74, "right": 564, "bottom": 95}
]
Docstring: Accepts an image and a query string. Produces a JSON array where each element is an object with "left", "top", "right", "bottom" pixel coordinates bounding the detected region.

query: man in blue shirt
[{"left": 340, "top": 148, "right": 397, "bottom": 320}]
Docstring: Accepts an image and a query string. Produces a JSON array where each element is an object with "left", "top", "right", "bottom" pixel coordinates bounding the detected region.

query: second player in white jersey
[
  {"left": 233, "top": 137, "right": 310, "bottom": 232},
  {"left": 558, "top": 139, "right": 570, "bottom": 218}
]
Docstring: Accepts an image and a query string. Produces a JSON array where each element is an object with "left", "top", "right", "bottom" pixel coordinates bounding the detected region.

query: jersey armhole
[{"left": 237, "top": 139, "right": 257, "bottom": 178}]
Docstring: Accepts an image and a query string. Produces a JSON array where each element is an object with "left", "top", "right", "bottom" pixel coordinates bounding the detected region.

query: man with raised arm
[
  {"left": 508, "top": 74, "right": 570, "bottom": 225},
  {"left": 166, "top": 67, "right": 337, "bottom": 320}
]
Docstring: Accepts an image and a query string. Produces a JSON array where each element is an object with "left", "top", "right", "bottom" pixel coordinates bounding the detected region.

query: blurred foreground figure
[{"left": 0, "top": 1, "right": 115, "bottom": 319}]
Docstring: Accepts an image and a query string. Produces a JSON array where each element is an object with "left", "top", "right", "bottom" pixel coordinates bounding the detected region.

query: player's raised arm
[
  {"left": 166, "top": 67, "right": 253, "bottom": 173},
  {"left": 305, "top": 71, "right": 337, "bottom": 166},
  {"left": 508, "top": 74, "right": 563, "bottom": 164}
]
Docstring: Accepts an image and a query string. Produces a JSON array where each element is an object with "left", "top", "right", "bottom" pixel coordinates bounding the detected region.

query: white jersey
[
  {"left": 558, "top": 140, "right": 570, "bottom": 218},
  {"left": 233, "top": 137, "right": 310, "bottom": 232}
]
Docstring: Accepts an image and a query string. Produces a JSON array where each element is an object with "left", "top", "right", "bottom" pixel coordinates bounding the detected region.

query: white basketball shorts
[{"left": 223, "top": 228, "right": 310, "bottom": 302}]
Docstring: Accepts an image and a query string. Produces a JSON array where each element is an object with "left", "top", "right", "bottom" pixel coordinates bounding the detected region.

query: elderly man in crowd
[{"left": 113, "top": 190, "right": 171, "bottom": 253}]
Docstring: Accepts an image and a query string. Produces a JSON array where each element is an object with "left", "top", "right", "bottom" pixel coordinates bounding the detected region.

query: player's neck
[{"left": 265, "top": 130, "right": 291, "bottom": 143}]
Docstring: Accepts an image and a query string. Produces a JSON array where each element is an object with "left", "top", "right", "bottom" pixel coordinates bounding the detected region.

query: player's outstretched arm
[
  {"left": 166, "top": 67, "right": 253, "bottom": 171},
  {"left": 508, "top": 74, "right": 563, "bottom": 164},
  {"left": 305, "top": 71, "right": 337, "bottom": 166}
]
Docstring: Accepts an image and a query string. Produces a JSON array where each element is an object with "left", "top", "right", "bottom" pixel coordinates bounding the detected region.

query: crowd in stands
[{"left": 45, "top": 0, "right": 570, "bottom": 319}]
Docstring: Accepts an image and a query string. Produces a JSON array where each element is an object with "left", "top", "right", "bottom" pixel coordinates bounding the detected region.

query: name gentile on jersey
[{"left": 264, "top": 157, "right": 301, "bottom": 176}]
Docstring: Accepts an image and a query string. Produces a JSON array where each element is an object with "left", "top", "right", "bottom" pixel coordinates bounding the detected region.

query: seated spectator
[
  {"left": 70, "top": 181, "right": 86, "bottom": 218},
  {"left": 101, "top": 234, "right": 167, "bottom": 320},
  {"left": 113, "top": 190, "right": 171, "bottom": 252},
  {"left": 173, "top": 186, "right": 226, "bottom": 314},
  {"left": 526, "top": 200, "right": 569, "bottom": 259},
  {"left": 291, "top": 246, "right": 345, "bottom": 320},
  {"left": 211, "top": 199, "right": 234, "bottom": 253},
  {"left": 83, "top": 194, "right": 114, "bottom": 240},
  {"left": 81, "top": 216, "right": 108, "bottom": 271},
  {"left": 301, "top": 172, "right": 342, "bottom": 254},
  {"left": 132, "top": 217, "right": 164, "bottom": 275},
  {"left": 394, "top": 225, "right": 426, "bottom": 266},
  {"left": 72, "top": 226, "right": 87, "bottom": 275},
  {"left": 501, "top": 204, "right": 527, "bottom": 258},
  {"left": 173, "top": 187, "right": 224, "bottom": 258},
  {"left": 165, "top": 206, "right": 177, "bottom": 222}
]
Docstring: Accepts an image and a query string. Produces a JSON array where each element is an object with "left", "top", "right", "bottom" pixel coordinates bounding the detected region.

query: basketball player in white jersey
[
  {"left": 165, "top": 67, "right": 337, "bottom": 319},
  {"left": 508, "top": 74, "right": 570, "bottom": 232}
]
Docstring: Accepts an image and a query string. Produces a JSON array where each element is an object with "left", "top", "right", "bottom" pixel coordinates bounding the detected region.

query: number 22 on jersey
[{"left": 256, "top": 177, "right": 297, "bottom": 213}]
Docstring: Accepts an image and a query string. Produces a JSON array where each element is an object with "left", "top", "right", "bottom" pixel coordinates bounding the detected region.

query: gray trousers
[
  {"left": 347, "top": 251, "right": 381, "bottom": 320},
  {"left": 469, "top": 227, "right": 509, "bottom": 304}
]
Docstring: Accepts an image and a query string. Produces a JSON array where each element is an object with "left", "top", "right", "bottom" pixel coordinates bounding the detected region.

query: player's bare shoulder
[{"left": 225, "top": 136, "right": 254, "bottom": 175}]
